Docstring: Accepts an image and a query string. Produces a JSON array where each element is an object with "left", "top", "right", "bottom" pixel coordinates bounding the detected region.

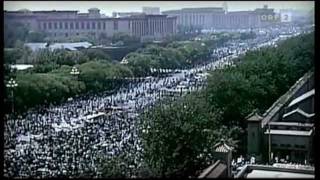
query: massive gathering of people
[{"left": 3, "top": 25, "right": 306, "bottom": 178}]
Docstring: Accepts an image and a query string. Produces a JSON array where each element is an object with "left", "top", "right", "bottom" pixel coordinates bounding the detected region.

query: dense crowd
[{"left": 3, "top": 26, "right": 302, "bottom": 178}]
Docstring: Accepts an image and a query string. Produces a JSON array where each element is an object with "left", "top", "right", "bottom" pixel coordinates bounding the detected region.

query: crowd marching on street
[{"left": 3, "top": 25, "right": 306, "bottom": 178}]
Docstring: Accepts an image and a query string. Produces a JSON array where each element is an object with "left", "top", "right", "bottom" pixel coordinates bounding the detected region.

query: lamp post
[
  {"left": 6, "top": 78, "right": 18, "bottom": 114},
  {"left": 70, "top": 66, "right": 80, "bottom": 96}
]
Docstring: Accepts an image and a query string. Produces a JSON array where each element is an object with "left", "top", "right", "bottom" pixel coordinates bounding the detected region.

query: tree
[
  {"left": 139, "top": 93, "right": 222, "bottom": 177},
  {"left": 82, "top": 49, "right": 111, "bottom": 62},
  {"left": 27, "top": 31, "right": 46, "bottom": 42},
  {"left": 4, "top": 21, "right": 29, "bottom": 47}
]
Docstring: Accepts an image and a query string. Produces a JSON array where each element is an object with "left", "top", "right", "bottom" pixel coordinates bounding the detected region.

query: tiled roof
[
  {"left": 213, "top": 141, "right": 233, "bottom": 153},
  {"left": 247, "top": 112, "right": 263, "bottom": 122},
  {"left": 264, "top": 129, "right": 313, "bottom": 136},
  {"left": 283, "top": 108, "right": 315, "bottom": 119},
  {"left": 269, "top": 121, "right": 313, "bottom": 127},
  {"left": 288, "top": 89, "right": 315, "bottom": 107},
  {"left": 261, "top": 72, "right": 313, "bottom": 128}
]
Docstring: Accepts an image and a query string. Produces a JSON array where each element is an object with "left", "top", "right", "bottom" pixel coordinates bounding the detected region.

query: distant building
[
  {"left": 4, "top": 8, "right": 177, "bottom": 41},
  {"left": 247, "top": 71, "right": 314, "bottom": 164},
  {"left": 10, "top": 64, "right": 34, "bottom": 71},
  {"left": 112, "top": 12, "right": 142, "bottom": 18},
  {"left": 142, "top": 7, "right": 160, "bottom": 15},
  {"left": 162, "top": 5, "right": 279, "bottom": 30}
]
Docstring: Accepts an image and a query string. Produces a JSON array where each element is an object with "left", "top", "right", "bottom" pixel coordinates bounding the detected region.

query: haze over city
[{"left": 4, "top": 1, "right": 314, "bottom": 15}]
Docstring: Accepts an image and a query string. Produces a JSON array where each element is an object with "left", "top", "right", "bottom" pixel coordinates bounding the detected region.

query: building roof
[
  {"left": 49, "top": 42, "right": 92, "bottom": 51},
  {"left": 10, "top": 64, "right": 34, "bottom": 71},
  {"left": 269, "top": 121, "right": 313, "bottom": 128},
  {"left": 260, "top": 72, "right": 313, "bottom": 128},
  {"left": 213, "top": 141, "right": 233, "bottom": 153},
  {"left": 246, "top": 170, "right": 314, "bottom": 178},
  {"left": 264, "top": 129, "right": 313, "bottom": 136},
  {"left": 88, "top": 8, "right": 100, "bottom": 11},
  {"left": 25, "top": 43, "right": 48, "bottom": 51},
  {"left": 283, "top": 108, "right": 315, "bottom": 119},
  {"left": 235, "top": 164, "right": 315, "bottom": 178},
  {"left": 246, "top": 112, "right": 263, "bottom": 122},
  {"left": 198, "top": 160, "right": 227, "bottom": 178},
  {"left": 181, "top": 7, "right": 224, "bottom": 12},
  {"left": 288, "top": 89, "right": 315, "bottom": 107}
]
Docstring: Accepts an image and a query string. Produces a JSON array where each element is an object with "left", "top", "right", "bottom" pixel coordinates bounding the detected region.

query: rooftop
[
  {"left": 283, "top": 108, "right": 315, "bottom": 119},
  {"left": 235, "top": 164, "right": 314, "bottom": 178},
  {"left": 269, "top": 121, "right": 313, "bottom": 128},
  {"left": 213, "top": 141, "right": 233, "bottom": 153},
  {"left": 260, "top": 72, "right": 313, "bottom": 128},
  {"left": 288, "top": 89, "right": 315, "bottom": 107},
  {"left": 198, "top": 160, "right": 227, "bottom": 178},
  {"left": 10, "top": 64, "right": 34, "bottom": 71},
  {"left": 264, "top": 129, "right": 313, "bottom": 136},
  {"left": 246, "top": 169, "right": 314, "bottom": 178}
]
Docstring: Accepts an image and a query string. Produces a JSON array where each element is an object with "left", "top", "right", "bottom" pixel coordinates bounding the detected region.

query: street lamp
[
  {"left": 6, "top": 78, "right": 18, "bottom": 114},
  {"left": 70, "top": 66, "right": 80, "bottom": 96},
  {"left": 70, "top": 66, "right": 80, "bottom": 78}
]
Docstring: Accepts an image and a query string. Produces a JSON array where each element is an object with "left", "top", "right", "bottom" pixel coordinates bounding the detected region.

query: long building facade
[
  {"left": 162, "top": 5, "right": 279, "bottom": 30},
  {"left": 4, "top": 8, "right": 177, "bottom": 41}
]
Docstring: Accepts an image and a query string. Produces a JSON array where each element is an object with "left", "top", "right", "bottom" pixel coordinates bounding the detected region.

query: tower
[{"left": 223, "top": 1, "right": 228, "bottom": 14}]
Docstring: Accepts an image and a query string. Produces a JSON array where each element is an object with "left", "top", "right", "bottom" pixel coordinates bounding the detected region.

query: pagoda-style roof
[
  {"left": 213, "top": 140, "right": 233, "bottom": 153},
  {"left": 246, "top": 111, "right": 263, "bottom": 122}
]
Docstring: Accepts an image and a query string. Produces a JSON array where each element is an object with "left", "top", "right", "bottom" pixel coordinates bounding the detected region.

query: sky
[{"left": 4, "top": 1, "right": 314, "bottom": 16}]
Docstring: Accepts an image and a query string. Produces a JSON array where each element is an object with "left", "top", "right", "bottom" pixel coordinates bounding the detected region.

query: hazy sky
[{"left": 4, "top": 1, "right": 314, "bottom": 16}]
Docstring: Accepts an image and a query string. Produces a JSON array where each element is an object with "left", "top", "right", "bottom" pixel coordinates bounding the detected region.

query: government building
[
  {"left": 4, "top": 8, "right": 177, "bottom": 41},
  {"left": 162, "top": 5, "right": 279, "bottom": 30}
]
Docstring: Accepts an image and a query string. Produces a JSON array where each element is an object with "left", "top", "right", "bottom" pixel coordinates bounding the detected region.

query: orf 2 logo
[{"left": 281, "top": 12, "right": 292, "bottom": 22}]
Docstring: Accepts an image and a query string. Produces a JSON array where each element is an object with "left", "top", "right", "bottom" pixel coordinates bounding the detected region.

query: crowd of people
[{"left": 3, "top": 26, "right": 300, "bottom": 178}]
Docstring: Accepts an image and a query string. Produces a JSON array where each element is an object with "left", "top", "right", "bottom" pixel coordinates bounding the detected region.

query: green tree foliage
[
  {"left": 139, "top": 93, "right": 223, "bottom": 177},
  {"left": 4, "top": 48, "right": 24, "bottom": 64},
  {"left": 82, "top": 49, "right": 111, "bottom": 62},
  {"left": 112, "top": 32, "right": 140, "bottom": 45},
  {"left": 8, "top": 61, "right": 133, "bottom": 112},
  {"left": 26, "top": 31, "right": 46, "bottom": 42},
  {"left": 4, "top": 21, "right": 29, "bottom": 47},
  {"left": 14, "top": 72, "right": 85, "bottom": 110},
  {"left": 4, "top": 21, "right": 46, "bottom": 47},
  {"left": 125, "top": 41, "right": 211, "bottom": 77},
  {"left": 240, "top": 31, "right": 257, "bottom": 40}
]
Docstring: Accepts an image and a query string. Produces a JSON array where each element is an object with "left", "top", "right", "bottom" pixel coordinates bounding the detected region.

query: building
[
  {"left": 142, "top": 7, "right": 160, "bottom": 15},
  {"left": 162, "top": 5, "right": 278, "bottom": 30},
  {"left": 247, "top": 71, "right": 314, "bottom": 164},
  {"left": 112, "top": 12, "right": 142, "bottom": 18},
  {"left": 198, "top": 140, "right": 233, "bottom": 178},
  {"left": 235, "top": 164, "right": 314, "bottom": 178},
  {"left": 4, "top": 8, "right": 177, "bottom": 41}
]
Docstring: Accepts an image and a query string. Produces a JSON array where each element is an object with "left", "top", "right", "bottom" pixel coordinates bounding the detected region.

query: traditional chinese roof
[
  {"left": 283, "top": 108, "right": 315, "bottom": 119},
  {"left": 213, "top": 140, "right": 233, "bottom": 153},
  {"left": 288, "top": 89, "right": 315, "bottom": 107}
]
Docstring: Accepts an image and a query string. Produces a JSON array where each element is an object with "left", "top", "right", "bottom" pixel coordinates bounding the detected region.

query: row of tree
[
  {"left": 5, "top": 61, "right": 133, "bottom": 112},
  {"left": 4, "top": 30, "right": 234, "bottom": 113},
  {"left": 125, "top": 41, "right": 214, "bottom": 77},
  {"left": 136, "top": 32, "right": 314, "bottom": 178}
]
